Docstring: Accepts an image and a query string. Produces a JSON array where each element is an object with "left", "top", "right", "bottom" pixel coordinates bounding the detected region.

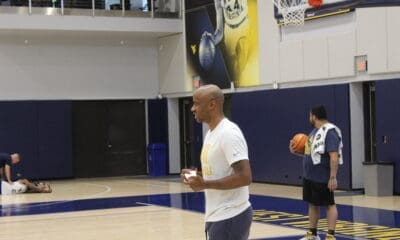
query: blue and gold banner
[{"left": 186, "top": 0, "right": 260, "bottom": 89}]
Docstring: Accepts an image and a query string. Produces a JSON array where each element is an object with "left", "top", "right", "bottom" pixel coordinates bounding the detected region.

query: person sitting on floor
[{"left": 1, "top": 179, "right": 52, "bottom": 195}]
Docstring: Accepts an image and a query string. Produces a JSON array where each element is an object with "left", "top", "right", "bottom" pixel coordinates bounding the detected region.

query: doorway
[
  {"left": 73, "top": 100, "right": 146, "bottom": 177},
  {"left": 363, "top": 82, "right": 376, "bottom": 163}
]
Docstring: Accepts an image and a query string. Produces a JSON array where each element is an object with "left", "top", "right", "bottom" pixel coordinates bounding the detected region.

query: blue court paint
[
  {"left": 251, "top": 237, "right": 350, "bottom": 240},
  {"left": 249, "top": 195, "right": 400, "bottom": 228},
  {"left": 1, "top": 193, "right": 399, "bottom": 239}
]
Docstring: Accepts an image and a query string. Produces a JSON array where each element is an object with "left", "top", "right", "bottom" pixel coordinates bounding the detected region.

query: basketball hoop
[{"left": 273, "top": 0, "right": 308, "bottom": 26}]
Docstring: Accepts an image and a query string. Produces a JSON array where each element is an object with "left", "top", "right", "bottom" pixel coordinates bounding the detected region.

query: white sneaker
[
  {"left": 300, "top": 231, "right": 321, "bottom": 240},
  {"left": 325, "top": 234, "right": 336, "bottom": 240}
]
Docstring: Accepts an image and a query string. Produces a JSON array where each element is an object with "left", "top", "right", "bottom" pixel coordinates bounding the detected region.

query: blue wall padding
[
  {"left": 148, "top": 99, "right": 169, "bottom": 145},
  {"left": 375, "top": 79, "right": 400, "bottom": 194},
  {"left": 36, "top": 101, "right": 73, "bottom": 179},
  {"left": 148, "top": 99, "right": 169, "bottom": 171},
  {"left": 0, "top": 101, "right": 73, "bottom": 180},
  {"left": 231, "top": 84, "right": 351, "bottom": 189}
]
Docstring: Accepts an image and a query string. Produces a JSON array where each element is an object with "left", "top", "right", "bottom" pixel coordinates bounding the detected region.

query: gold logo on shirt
[
  {"left": 201, "top": 144, "right": 212, "bottom": 176},
  {"left": 202, "top": 167, "right": 212, "bottom": 176}
]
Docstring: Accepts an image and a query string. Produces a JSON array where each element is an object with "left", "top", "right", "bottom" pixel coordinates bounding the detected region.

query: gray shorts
[{"left": 205, "top": 206, "right": 253, "bottom": 240}]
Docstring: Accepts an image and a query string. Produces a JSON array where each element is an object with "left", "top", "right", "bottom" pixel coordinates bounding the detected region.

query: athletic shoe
[
  {"left": 325, "top": 234, "right": 336, "bottom": 240},
  {"left": 300, "top": 231, "right": 321, "bottom": 240}
]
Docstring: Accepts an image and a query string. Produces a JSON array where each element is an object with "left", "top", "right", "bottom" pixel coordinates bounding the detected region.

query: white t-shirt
[
  {"left": 1, "top": 181, "right": 27, "bottom": 195},
  {"left": 201, "top": 118, "right": 251, "bottom": 222}
]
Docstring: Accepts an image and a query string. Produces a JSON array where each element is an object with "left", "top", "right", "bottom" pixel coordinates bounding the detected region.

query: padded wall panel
[
  {"left": 375, "top": 79, "right": 400, "bottom": 194},
  {"left": 0, "top": 101, "right": 73, "bottom": 180},
  {"left": 0, "top": 102, "right": 39, "bottom": 179},
  {"left": 37, "top": 101, "right": 73, "bottom": 179},
  {"left": 148, "top": 99, "right": 169, "bottom": 144},
  {"left": 231, "top": 84, "right": 351, "bottom": 189}
]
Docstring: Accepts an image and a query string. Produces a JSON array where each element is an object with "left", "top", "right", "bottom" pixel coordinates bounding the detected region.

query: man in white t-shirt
[{"left": 181, "top": 84, "right": 253, "bottom": 240}]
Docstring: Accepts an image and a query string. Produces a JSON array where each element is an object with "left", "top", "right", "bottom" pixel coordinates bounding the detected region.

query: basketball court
[
  {"left": 0, "top": 0, "right": 399, "bottom": 239},
  {"left": 0, "top": 177, "right": 399, "bottom": 239}
]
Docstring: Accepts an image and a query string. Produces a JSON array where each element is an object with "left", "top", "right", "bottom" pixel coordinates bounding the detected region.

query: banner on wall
[{"left": 185, "top": 0, "right": 260, "bottom": 89}]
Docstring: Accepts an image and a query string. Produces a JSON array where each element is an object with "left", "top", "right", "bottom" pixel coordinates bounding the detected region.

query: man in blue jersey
[
  {"left": 0, "top": 153, "right": 21, "bottom": 184},
  {"left": 290, "top": 105, "right": 343, "bottom": 240}
]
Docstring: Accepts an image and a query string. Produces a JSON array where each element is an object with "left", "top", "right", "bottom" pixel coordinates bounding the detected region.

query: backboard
[{"left": 274, "top": 0, "right": 361, "bottom": 25}]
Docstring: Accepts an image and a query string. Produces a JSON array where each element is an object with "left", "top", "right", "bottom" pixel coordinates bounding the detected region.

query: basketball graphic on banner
[{"left": 199, "top": 32, "right": 216, "bottom": 70}]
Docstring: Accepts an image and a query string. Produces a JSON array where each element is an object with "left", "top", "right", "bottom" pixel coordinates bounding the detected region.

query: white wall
[
  {"left": 167, "top": 98, "right": 181, "bottom": 174},
  {"left": 258, "top": 0, "right": 280, "bottom": 86},
  {"left": 159, "top": 4, "right": 400, "bottom": 96},
  {"left": 161, "top": 2, "right": 400, "bottom": 96},
  {"left": 349, "top": 83, "right": 365, "bottom": 189},
  {"left": 277, "top": 13, "right": 357, "bottom": 85},
  {"left": 158, "top": 33, "right": 189, "bottom": 95},
  {"left": 356, "top": 7, "right": 400, "bottom": 74},
  {"left": 0, "top": 14, "right": 182, "bottom": 34},
  {"left": 387, "top": 8, "right": 400, "bottom": 72},
  {"left": 356, "top": 8, "right": 387, "bottom": 74},
  {"left": 0, "top": 30, "right": 159, "bottom": 100}
]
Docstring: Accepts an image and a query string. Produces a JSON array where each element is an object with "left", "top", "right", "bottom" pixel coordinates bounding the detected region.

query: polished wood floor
[{"left": 0, "top": 177, "right": 399, "bottom": 240}]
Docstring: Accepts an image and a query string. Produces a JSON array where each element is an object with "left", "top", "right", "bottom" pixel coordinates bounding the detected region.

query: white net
[{"left": 273, "top": 0, "right": 308, "bottom": 26}]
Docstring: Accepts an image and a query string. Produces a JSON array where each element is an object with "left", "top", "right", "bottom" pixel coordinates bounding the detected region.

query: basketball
[
  {"left": 291, "top": 133, "right": 308, "bottom": 154},
  {"left": 308, "top": 0, "right": 323, "bottom": 7},
  {"left": 199, "top": 32, "right": 216, "bottom": 70}
]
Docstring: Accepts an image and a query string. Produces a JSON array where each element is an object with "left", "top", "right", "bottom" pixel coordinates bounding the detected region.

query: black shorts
[
  {"left": 303, "top": 178, "right": 335, "bottom": 206},
  {"left": 205, "top": 206, "right": 253, "bottom": 240}
]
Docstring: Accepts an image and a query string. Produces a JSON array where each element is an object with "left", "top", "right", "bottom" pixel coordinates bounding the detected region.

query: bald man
[{"left": 181, "top": 84, "right": 253, "bottom": 240}]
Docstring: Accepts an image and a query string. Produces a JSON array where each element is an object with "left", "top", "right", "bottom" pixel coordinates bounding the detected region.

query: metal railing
[{"left": 0, "top": 0, "right": 181, "bottom": 18}]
